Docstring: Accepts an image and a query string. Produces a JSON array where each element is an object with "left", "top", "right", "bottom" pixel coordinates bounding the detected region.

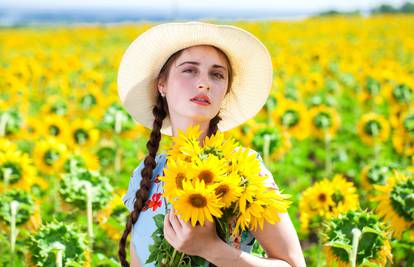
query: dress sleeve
[
  {"left": 122, "top": 160, "right": 145, "bottom": 212},
  {"left": 255, "top": 151, "right": 279, "bottom": 191}
]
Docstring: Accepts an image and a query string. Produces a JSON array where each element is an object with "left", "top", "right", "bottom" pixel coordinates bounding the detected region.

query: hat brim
[{"left": 117, "top": 21, "right": 273, "bottom": 136}]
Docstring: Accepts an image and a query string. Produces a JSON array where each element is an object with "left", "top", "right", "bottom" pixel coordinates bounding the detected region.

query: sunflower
[
  {"left": 190, "top": 154, "right": 227, "bottom": 186},
  {"left": 308, "top": 104, "right": 340, "bottom": 139},
  {"left": 271, "top": 98, "right": 310, "bottom": 140},
  {"left": 173, "top": 179, "right": 223, "bottom": 227},
  {"left": 299, "top": 179, "right": 335, "bottom": 218},
  {"left": 168, "top": 124, "right": 203, "bottom": 162},
  {"left": 75, "top": 85, "right": 105, "bottom": 120},
  {"left": 0, "top": 105, "right": 24, "bottom": 140},
  {"left": 330, "top": 174, "right": 359, "bottom": 216},
  {"left": 68, "top": 118, "right": 99, "bottom": 149},
  {"left": 357, "top": 112, "right": 390, "bottom": 145},
  {"left": 213, "top": 173, "right": 242, "bottom": 208},
  {"left": 357, "top": 75, "right": 384, "bottom": 106},
  {"left": 250, "top": 125, "right": 291, "bottom": 161},
  {"left": 392, "top": 112, "right": 414, "bottom": 156},
  {"left": 360, "top": 163, "right": 394, "bottom": 190},
  {"left": 0, "top": 149, "right": 45, "bottom": 191},
  {"left": 225, "top": 118, "right": 258, "bottom": 147},
  {"left": 37, "top": 113, "right": 70, "bottom": 141},
  {"left": 201, "top": 130, "right": 239, "bottom": 160},
  {"left": 372, "top": 171, "right": 414, "bottom": 238},
  {"left": 33, "top": 137, "right": 68, "bottom": 175},
  {"left": 159, "top": 158, "right": 191, "bottom": 201},
  {"left": 323, "top": 210, "right": 392, "bottom": 267}
]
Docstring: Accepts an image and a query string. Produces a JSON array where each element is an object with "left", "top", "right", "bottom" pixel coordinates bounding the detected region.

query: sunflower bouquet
[{"left": 146, "top": 125, "right": 291, "bottom": 266}]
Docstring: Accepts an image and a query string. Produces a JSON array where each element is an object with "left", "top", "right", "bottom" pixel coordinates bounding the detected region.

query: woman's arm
[
  {"left": 130, "top": 238, "right": 142, "bottom": 267},
  {"left": 199, "top": 212, "right": 305, "bottom": 267}
]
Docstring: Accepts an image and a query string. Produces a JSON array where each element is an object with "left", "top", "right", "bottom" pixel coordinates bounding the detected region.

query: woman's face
[{"left": 158, "top": 45, "right": 229, "bottom": 125}]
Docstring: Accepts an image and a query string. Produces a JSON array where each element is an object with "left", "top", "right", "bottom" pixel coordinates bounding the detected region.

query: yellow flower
[
  {"left": 168, "top": 124, "right": 202, "bottom": 162},
  {"left": 357, "top": 112, "right": 390, "bottom": 145},
  {"left": 372, "top": 171, "right": 414, "bottom": 238},
  {"left": 38, "top": 113, "right": 70, "bottom": 141},
  {"left": 272, "top": 99, "right": 310, "bottom": 140},
  {"left": 213, "top": 173, "right": 242, "bottom": 208},
  {"left": 173, "top": 179, "right": 223, "bottom": 227},
  {"left": 0, "top": 149, "right": 45, "bottom": 191},
  {"left": 68, "top": 118, "right": 99, "bottom": 149},
  {"left": 330, "top": 174, "right": 359, "bottom": 216},
  {"left": 190, "top": 154, "right": 227, "bottom": 186},
  {"left": 308, "top": 105, "right": 340, "bottom": 139},
  {"left": 159, "top": 158, "right": 190, "bottom": 201},
  {"left": 33, "top": 137, "right": 68, "bottom": 175},
  {"left": 299, "top": 179, "right": 335, "bottom": 217}
]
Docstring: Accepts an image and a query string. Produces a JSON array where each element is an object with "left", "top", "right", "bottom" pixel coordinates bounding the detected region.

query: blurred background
[{"left": 1, "top": 1, "right": 413, "bottom": 266}]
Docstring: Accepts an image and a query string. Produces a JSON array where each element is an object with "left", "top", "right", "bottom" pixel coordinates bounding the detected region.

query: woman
[{"left": 117, "top": 21, "right": 306, "bottom": 267}]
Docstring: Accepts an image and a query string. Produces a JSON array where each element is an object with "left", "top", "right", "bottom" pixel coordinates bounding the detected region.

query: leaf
[{"left": 324, "top": 241, "right": 352, "bottom": 254}]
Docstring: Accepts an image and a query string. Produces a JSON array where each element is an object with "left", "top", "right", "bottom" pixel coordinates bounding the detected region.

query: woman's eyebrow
[{"left": 177, "top": 61, "right": 226, "bottom": 70}]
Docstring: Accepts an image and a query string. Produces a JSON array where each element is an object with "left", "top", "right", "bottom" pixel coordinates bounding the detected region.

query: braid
[
  {"left": 207, "top": 113, "right": 222, "bottom": 137},
  {"left": 118, "top": 93, "right": 168, "bottom": 267}
]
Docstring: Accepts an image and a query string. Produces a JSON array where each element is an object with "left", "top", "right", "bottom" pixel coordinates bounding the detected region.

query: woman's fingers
[
  {"left": 164, "top": 209, "right": 176, "bottom": 236},
  {"left": 169, "top": 207, "right": 183, "bottom": 232}
]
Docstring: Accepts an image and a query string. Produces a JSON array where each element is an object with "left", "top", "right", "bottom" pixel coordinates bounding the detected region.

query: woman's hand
[{"left": 163, "top": 207, "right": 220, "bottom": 257}]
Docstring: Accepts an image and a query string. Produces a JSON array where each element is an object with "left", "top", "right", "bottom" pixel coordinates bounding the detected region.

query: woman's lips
[{"left": 190, "top": 94, "right": 211, "bottom": 106}]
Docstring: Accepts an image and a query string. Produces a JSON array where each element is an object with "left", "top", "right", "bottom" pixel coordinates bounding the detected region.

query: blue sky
[{"left": 1, "top": 0, "right": 410, "bottom": 11}]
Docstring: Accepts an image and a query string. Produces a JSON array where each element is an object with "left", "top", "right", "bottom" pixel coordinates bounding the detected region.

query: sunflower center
[
  {"left": 392, "top": 84, "right": 412, "bottom": 103},
  {"left": 367, "top": 165, "right": 389, "bottom": 185},
  {"left": 281, "top": 110, "right": 299, "bottom": 127},
  {"left": 365, "top": 77, "right": 381, "bottom": 95},
  {"left": 253, "top": 128, "right": 280, "bottom": 155},
  {"left": 49, "top": 125, "right": 60, "bottom": 136},
  {"left": 44, "top": 150, "right": 60, "bottom": 166},
  {"left": 215, "top": 184, "right": 230, "bottom": 197},
  {"left": 364, "top": 120, "right": 382, "bottom": 136},
  {"left": 175, "top": 173, "right": 185, "bottom": 189},
  {"left": 188, "top": 194, "right": 207, "bottom": 208},
  {"left": 332, "top": 191, "right": 344, "bottom": 204},
  {"left": 314, "top": 112, "right": 332, "bottom": 129},
  {"left": 0, "top": 162, "right": 22, "bottom": 184},
  {"left": 81, "top": 94, "right": 97, "bottom": 109},
  {"left": 390, "top": 178, "right": 414, "bottom": 221},
  {"left": 50, "top": 102, "right": 67, "bottom": 115},
  {"left": 318, "top": 193, "right": 327, "bottom": 202},
  {"left": 74, "top": 129, "right": 90, "bottom": 144},
  {"left": 403, "top": 115, "right": 414, "bottom": 136},
  {"left": 198, "top": 170, "right": 214, "bottom": 184}
]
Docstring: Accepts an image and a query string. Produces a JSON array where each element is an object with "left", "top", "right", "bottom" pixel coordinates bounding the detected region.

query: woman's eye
[
  {"left": 183, "top": 69, "right": 194, "bottom": 73},
  {"left": 213, "top": 73, "right": 224, "bottom": 79}
]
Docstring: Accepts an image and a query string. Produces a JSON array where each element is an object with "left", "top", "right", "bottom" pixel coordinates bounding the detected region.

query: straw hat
[{"left": 117, "top": 21, "right": 273, "bottom": 136}]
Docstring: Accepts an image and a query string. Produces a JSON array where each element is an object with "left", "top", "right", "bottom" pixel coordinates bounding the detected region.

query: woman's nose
[{"left": 197, "top": 82, "right": 210, "bottom": 90}]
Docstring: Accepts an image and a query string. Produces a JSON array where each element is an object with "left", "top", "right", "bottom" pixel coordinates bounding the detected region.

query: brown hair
[{"left": 118, "top": 45, "right": 233, "bottom": 266}]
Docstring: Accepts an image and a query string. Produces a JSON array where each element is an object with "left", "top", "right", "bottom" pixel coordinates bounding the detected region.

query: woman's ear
[{"left": 157, "top": 78, "right": 166, "bottom": 96}]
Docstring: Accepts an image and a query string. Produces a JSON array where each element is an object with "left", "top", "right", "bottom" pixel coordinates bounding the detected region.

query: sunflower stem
[
  {"left": 350, "top": 228, "right": 362, "bottom": 267},
  {"left": 51, "top": 242, "right": 65, "bottom": 267},
  {"left": 324, "top": 130, "right": 332, "bottom": 177},
  {"left": 263, "top": 134, "right": 271, "bottom": 166},
  {"left": 169, "top": 248, "right": 178, "bottom": 266},
  {"left": 115, "top": 110, "right": 123, "bottom": 134},
  {"left": 10, "top": 200, "right": 19, "bottom": 266},
  {"left": 3, "top": 167, "right": 12, "bottom": 192},
  {"left": 85, "top": 182, "right": 94, "bottom": 256},
  {"left": 0, "top": 112, "right": 9, "bottom": 137}
]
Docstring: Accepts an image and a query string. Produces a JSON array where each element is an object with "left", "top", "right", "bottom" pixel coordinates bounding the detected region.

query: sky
[{"left": 1, "top": 0, "right": 411, "bottom": 12}]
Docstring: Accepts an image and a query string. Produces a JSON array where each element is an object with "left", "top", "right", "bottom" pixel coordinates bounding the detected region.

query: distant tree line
[{"left": 316, "top": 1, "right": 414, "bottom": 16}]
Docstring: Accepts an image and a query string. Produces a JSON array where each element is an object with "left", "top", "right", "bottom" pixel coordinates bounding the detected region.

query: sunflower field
[{"left": 1, "top": 14, "right": 414, "bottom": 266}]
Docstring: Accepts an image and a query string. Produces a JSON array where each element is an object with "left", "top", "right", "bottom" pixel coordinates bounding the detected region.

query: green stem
[
  {"left": 0, "top": 112, "right": 9, "bottom": 137},
  {"left": 263, "top": 134, "right": 270, "bottom": 167},
  {"left": 85, "top": 182, "right": 94, "bottom": 256},
  {"left": 10, "top": 200, "right": 19, "bottom": 266},
  {"left": 177, "top": 252, "right": 185, "bottom": 266},
  {"left": 169, "top": 248, "right": 177, "bottom": 266},
  {"left": 51, "top": 242, "right": 65, "bottom": 267},
  {"left": 350, "top": 228, "right": 362, "bottom": 267},
  {"left": 115, "top": 110, "right": 123, "bottom": 134},
  {"left": 324, "top": 130, "right": 332, "bottom": 177},
  {"left": 3, "top": 167, "right": 11, "bottom": 192}
]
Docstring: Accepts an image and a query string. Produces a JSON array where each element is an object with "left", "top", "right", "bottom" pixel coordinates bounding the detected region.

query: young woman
[{"left": 117, "top": 21, "right": 306, "bottom": 267}]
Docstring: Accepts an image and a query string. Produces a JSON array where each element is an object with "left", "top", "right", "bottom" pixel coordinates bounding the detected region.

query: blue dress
[{"left": 122, "top": 151, "right": 278, "bottom": 266}]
